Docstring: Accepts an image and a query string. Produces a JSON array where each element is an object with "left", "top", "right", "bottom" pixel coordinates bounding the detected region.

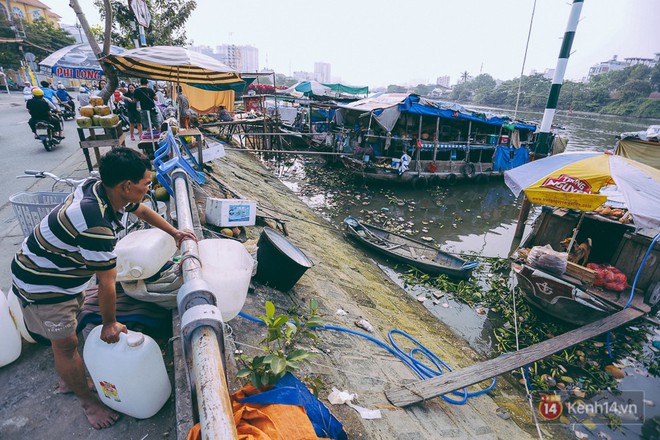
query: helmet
[
  {"left": 79, "top": 86, "right": 87, "bottom": 93},
  {"left": 31, "top": 87, "right": 44, "bottom": 97},
  {"left": 58, "top": 84, "right": 65, "bottom": 89}
]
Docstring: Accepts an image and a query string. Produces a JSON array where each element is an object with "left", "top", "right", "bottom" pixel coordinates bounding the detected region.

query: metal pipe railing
[{"left": 173, "top": 170, "right": 238, "bottom": 439}]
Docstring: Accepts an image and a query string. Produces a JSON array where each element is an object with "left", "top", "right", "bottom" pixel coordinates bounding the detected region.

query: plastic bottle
[
  {"left": 115, "top": 229, "right": 177, "bottom": 281},
  {"left": 83, "top": 326, "right": 171, "bottom": 419},
  {"left": 198, "top": 239, "right": 254, "bottom": 321},
  {"left": 0, "top": 289, "right": 22, "bottom": 367}
]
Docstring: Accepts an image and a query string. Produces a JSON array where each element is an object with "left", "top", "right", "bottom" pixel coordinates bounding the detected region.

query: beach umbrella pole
[{"left": 566, "top": 212, "right": 585, "bottom": 254}]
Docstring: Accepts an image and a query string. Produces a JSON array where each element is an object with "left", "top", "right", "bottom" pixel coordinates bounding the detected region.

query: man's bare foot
[
  {"left": 56, "top": 377, "right": 95, "bottom": 394},
  {"left": 81, "top": 398, "right": 120, "bottom": 429}
]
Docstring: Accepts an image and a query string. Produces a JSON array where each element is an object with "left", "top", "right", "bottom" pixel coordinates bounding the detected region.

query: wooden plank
[
  {"left": 385, "top": 307, "right": 644, "bottom": 407},
  {"left": 565, "top": 261, "right": 597, "bottom": 285},
  {"left": 80, "top": 137, "right": 125, "bottom": 149}
]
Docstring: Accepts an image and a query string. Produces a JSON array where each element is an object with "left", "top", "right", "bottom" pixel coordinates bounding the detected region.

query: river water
[{"left": 264, "top": 110, "right": 659, "bottom": 438}]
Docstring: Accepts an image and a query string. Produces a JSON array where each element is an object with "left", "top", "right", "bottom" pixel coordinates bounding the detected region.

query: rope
[
  {"left": 511, "top": 287, "right": 544, "bottom": 439},
  {"left": 513, "top": 0, "right": 538, "bottom": 120},
  {"left": 237, "top": 311, "right": 496, "bottom": 405}
]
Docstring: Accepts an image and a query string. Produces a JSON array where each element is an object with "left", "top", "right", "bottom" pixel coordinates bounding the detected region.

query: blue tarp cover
[
  {"left": 400, "top": 95, "right": 537, "bottom": 131},
  {"left": 493, "top": 145, "right": 530, "bottom": 171},
  {"left": 240, "top": 373, "right": 348, "bottom": 440}
]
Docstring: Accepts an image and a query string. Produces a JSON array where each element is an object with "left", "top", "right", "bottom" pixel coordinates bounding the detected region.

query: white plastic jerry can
[
  {"left": 115, "top": 229, "right": 177, "bottom": 281},
  {"left": 0, "top": 289, "right": 22, "bottom": 367},
  {"left": 83, "top": 326, "right": 171, "bottom": 419}
]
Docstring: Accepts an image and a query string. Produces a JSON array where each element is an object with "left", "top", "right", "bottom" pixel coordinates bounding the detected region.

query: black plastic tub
[{"left": 255, "top": 227, "right": 313, "bottom": 291}]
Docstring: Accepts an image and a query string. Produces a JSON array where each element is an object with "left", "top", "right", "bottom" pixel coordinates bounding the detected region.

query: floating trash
[{"left": 355, "top": 318, "right": 374, "bottom": 332}]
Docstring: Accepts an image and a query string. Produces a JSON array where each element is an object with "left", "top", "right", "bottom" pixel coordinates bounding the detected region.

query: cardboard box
[{"left": 205, "top": 198, "right": 256, "bottom": 227}]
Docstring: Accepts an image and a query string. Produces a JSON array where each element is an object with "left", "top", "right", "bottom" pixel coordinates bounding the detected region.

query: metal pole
[
  {"left": 173, "top": 174, "right": 238, "bottom": 439},
  {"left": 534, "top": 0, "right": 584, "bottom": 157}
]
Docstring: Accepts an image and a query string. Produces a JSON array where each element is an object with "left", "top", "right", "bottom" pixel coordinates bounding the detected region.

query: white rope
[
  {"left": 511, "top": 286, "right": 544, "bottom": 439},
  {"left": 513, "top": 0, "right": 538, "bottom": 120}
]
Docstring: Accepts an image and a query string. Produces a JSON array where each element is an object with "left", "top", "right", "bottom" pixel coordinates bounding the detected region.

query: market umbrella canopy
[
  {"left": 39, "top": 43, "right": 126, "bottom": 80},
  {"left": 104, "top": 46, "right": 244, "bottom": 86},
  {"left": 504, "top": 151, "right": 660, "bottom": 229}
]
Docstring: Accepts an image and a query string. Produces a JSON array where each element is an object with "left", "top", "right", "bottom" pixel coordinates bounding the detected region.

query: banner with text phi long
[{"left": 51, "top": 66, "right": 103, "bottom": 80}]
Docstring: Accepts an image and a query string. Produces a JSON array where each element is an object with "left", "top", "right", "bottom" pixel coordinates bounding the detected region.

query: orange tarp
[
  {"left": 180, "top": 83, "right": 234, "bottom": 115},
  {"left": 187, "top": 383, "right": 330, "bottom": 440}
]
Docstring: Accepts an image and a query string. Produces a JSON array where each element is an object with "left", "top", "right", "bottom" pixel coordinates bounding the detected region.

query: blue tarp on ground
[
  {"left": 240, "top": 373, "right": 348, "bottom": 440},
  {"left": 400, "top": 95, "right": 537, "bottom": 131},
  {"left": 493, "top": 145, "right": 530, "bottom": 171}
]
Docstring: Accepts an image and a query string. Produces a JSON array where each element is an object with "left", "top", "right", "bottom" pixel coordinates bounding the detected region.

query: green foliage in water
[{"left": 400, "top": 261, "right": 653, "bottom": 394}]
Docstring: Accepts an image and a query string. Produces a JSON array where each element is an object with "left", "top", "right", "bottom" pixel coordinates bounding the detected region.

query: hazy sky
[{"left": 52, "top": 0, "right": 659, "bottom": 88}]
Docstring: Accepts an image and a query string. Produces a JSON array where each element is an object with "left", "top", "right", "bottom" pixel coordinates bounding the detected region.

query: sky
[{"left": 51, "top": 0, "right": 660, "bottom": 88}]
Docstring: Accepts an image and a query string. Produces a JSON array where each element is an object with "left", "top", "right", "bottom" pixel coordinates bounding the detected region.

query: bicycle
[{"left": 12, "top": 170, "right": 158, "bottom": 238}]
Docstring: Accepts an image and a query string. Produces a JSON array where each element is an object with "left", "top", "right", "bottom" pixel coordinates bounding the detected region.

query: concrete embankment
[{"left": 201, "top": 148, "right": 544, "bottom": 439}]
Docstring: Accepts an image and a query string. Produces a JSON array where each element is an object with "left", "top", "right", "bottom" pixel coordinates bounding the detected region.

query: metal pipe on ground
[{"left": 173, "top": 170, "right": 238, "bottom": 439}]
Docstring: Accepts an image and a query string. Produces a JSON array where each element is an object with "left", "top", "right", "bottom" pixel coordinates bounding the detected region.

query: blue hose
[
  {"left": 238, "top": 311, "right": 496, "bottom": 405},
  {"left": 606, "top": 231, "right": 660, "bottom": 359}
]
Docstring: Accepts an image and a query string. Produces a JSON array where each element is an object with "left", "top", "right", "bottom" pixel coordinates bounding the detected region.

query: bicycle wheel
[{"left": 118, "top": 191, "right": 160, "bottom": 238}]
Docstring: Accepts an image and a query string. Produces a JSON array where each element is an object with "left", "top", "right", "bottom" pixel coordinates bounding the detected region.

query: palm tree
[{"left": 461, "top": 71, "right": 471, "bottom": 83}]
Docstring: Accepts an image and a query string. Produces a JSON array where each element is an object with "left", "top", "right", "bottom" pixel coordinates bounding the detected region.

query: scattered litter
[
  {"left": 328, "top": 388, "right": 355, "bottom": 405},
  {"left": 475, "top": 307, "right": 486, "bottom": 315},
  {"left": 432, "top": 299, "right": 442, "bottom": 305},
  {"left": 417, "top": 295, "right": 426, "bottom": 302},
  {"left": 327, "top": 388, "right": 381, "bottom": 420},
  {"left": 234, "top": 349, "right": 243, "bottom": 355},
  {"left": 442, "top": 302, "right": 449, "bottom": 308},
  {"left": 421, "top": 236, "right": 433, "bottom": 242},
  {"left": 596, "top": 432, "right": 612, "bottom": 440},
  {"left": 336, "top": 309, "right": 349, "bottom": 316},
  {"left": 644, "top": 399, "right": 655, "bottom": 407},
  {"left": 355, "top": 319, "right": 374, "bottom": 332},
  {"left": 346, "top": 402, "right": 382, "bottom": 420},
  {"left": 573, "top": 431, "right": 589, "bottom": 439},
  {"left": 432, "top": 291, "right": 445, "bottom": 299},
  {"left": 495, "top": 407, "right": 511, "bottom": 420}
]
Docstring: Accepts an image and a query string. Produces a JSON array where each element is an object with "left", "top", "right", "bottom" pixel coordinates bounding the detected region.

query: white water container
[
  {"left": 6, "top": 289, "right": 36, "bottom": 343},
  {"left": 115, "top": 229, "right": 177, "bottom": 281},
  {"left": 83, "top": 326, "right": 171, "bottom": 419},
  {"left": 0, "top": 289, "right": 22, "bottom": 367},
  {"left": 198, "top": 239, "right": 253, "bottom": 321}
]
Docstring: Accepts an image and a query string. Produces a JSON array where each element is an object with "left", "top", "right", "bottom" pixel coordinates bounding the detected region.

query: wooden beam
[{"left": 385, "top": 307, "right": 644, "bottom": 407}]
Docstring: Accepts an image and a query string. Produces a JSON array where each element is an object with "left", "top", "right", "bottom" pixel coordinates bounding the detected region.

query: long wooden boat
[
  {"left": 343, "top": 217, "right": 479, "bottom": 280},
  {"left": 511, "top": 208, "right": 659, "bottom": 326}
]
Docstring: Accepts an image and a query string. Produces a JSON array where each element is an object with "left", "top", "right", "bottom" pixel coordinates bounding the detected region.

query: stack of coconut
[{"left": 77, "top": 97, "right": 120, "bottom": 128}]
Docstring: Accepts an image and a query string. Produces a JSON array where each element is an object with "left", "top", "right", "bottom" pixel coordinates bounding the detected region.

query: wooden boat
[
  {"left": 511, "top": 207, "right": 659, "bottom": 326},
  {"left": 343, "top": 217, "right": 479, "bottom": 280}
]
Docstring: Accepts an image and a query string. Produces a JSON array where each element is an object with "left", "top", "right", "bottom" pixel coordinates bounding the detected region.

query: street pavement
[{"left": 0, "top": 91, "right": 176, "bottom": 440}]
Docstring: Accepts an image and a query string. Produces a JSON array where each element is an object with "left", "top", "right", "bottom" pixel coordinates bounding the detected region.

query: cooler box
[{"left": 205, "top": 198, "right": 257, "bottom": 227}]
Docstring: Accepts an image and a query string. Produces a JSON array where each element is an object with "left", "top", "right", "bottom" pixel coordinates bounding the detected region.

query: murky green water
[{"left": 266, "top": 110, "right": 659, "bottom": 439}]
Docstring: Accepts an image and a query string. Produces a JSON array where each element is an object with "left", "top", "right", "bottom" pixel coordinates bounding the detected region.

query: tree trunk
[{"left": 68, "top": 0, "right": 118, "bottom": 103}]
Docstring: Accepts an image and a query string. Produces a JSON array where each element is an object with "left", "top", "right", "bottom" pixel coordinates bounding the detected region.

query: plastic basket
[{"left": 9, "top": 192, "right": 69, "bottom": 237}]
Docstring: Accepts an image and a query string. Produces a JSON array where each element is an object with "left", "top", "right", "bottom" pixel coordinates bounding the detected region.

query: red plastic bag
[{"left": 605, "top": 281, "right": 626, "bottom": 292}]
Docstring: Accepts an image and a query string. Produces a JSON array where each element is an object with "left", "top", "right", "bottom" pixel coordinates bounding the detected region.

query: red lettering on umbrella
[{"left": 540, "top": 174, "right": 592, "bottom": 193}]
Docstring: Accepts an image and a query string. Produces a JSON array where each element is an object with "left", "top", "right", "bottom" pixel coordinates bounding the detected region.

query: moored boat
[{"left": 343, "top": 217, "right": 479, "bottom": 280}]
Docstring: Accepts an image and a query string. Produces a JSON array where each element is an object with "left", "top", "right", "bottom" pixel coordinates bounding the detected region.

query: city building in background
[
  {"left": 214, "top": 44, "right": 259, "bottom": 72},
  {"left": 0, "top": 0, "right": 60, "bottom": 25},
  {"left": 314, "top": 62, "right": 331, "bottom": 83},
  {"left": 587, "top": 53, "right": 659, "bottom": 80},
  {"left": 435, "top": 75, "right": 450, "bottom": 88}
]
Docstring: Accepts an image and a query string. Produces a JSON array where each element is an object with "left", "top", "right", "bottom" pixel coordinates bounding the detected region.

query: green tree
[
  {"left": 621, "top": 79, "right": 652, "bottom": 100},
  {"left": 94, "top": 0, "right": 197, "bottom": 47},
  {"left": 386, "top": 84, "right": 407, "bottom": 93},
  {"left": 23, "top": 18, "right": 76, "bottom": 61},
  {"left": 649, "top": 63, "right": 660, "bottom": 91},
  {"left": 0, "top": 13, "right": 21, "bottom": 68},
  {"left": 413, "top": 83, "right": 434, "bottom": 96}
]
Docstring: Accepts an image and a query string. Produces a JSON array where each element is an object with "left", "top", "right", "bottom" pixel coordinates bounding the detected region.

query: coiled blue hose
[{"left": 238, "top": 311, "right": 496, "bottom": 405}]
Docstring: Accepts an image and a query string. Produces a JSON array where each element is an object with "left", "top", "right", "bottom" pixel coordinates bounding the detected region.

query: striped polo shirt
[{"left": 11, "top": 178, "right": 138, "bottom": 304}]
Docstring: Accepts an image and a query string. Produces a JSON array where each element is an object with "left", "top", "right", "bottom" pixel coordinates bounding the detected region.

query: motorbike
[
  {"left": 34, "top": 120, "right": 61, "bottom": 151},
  {"left": 114, "top": 100, "right": 131, "bottom": 132},
  {"left": 59, "top": 102, "right": 75, "bottom": 121}
]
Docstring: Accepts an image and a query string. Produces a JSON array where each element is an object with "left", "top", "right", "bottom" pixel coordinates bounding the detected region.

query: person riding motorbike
[
  {"left": 40, "top": 80, "right": 62, "bottom": 108},
  {"left": 27, "top": 88, "right": 64, "bottom": 139},
  {"left": 56, "top": 84, "right": 76, "bottom": 114}
]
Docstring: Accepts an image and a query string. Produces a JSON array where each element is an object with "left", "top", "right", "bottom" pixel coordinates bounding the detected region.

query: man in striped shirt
[{"left": 11, "top": 147, "right": 195, "bottom": 429}]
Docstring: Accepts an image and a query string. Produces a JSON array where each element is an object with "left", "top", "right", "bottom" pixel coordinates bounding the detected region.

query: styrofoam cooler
[
  {"left": 83, "top": 326, "right": 171, "bottom": 419},
  {"left": 205, "top": 198, "right": 256, "bottom": 227}
]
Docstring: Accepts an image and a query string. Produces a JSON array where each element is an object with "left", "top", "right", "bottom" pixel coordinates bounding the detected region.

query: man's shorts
[{"left": 21, "top": 295, "right": 84, "bottom": 341}]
